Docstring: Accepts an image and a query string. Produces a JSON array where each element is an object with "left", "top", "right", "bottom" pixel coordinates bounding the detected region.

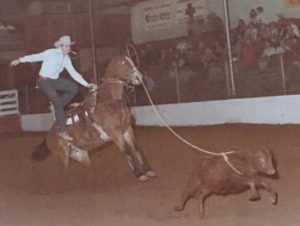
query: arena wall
[
  {"left": 21, "top": 113, "right": 54, "bottom": 132},
  {"left": 21, "top": 95, "right": 300, "bottom": 131}
]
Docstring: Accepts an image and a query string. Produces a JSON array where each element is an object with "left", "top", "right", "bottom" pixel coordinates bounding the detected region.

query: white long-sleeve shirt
[{"left": 19, "top": 48, "right": 89, "bottom": 87}]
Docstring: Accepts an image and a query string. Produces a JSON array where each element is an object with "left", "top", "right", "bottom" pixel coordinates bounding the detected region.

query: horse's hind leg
[
  {"left": 123, "top": 127, "right": 156, "bottom": 178},
  {"left": 47, "top": 137, "right": 70, "bottom": 168},
  {"left": 110, "top": 132, "right": 148, "bottom": 182}
]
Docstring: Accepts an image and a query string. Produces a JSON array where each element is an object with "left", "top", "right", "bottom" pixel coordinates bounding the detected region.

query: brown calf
[{"left": 174, "top": 147, "right": 278, "bottom": 218}]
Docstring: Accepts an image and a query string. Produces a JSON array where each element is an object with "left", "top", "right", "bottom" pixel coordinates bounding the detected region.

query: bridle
[
  {"left": 102, "top": 57, "right": 141, "bottom": 85},
  {"left": 88, "top": 56, "right": 141, "bottom": 95}
]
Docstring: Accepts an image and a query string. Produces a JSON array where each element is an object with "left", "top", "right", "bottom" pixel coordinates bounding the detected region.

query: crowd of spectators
[
  {"left": 134, "top": 6, "right": 300, "bottom": 103},
  {"left": 232, "top": 7, "right": 300, "bottom": 73},
  {"left": 137, "top": 12, "right": 226, "bottom": 93}
]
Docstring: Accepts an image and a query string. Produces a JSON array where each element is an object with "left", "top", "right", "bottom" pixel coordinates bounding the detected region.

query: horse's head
[{"left": 103, "top": 55, "right": 143, "bottom": 85}]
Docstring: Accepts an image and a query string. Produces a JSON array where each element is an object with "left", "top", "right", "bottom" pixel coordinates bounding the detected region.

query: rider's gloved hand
[
  {"left": 10, "top": 59, "right": 21, "bottom": 66},
  {"left": 87, "top": 83, "right": 98, "bottom": 92}
]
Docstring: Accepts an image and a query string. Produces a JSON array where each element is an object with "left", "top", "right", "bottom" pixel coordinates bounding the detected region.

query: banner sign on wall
[
  {"left": 142, "top": 0, "right": 205, "bottom": 31},
  {"left": 284, "top": 0, "right": 300, "bottom": 8},
  {"left": 143, "top": 0, "right": 172, "bottom": 31},
  {"left": 131, "top": 0, "right": 209, "bottom": 43}
]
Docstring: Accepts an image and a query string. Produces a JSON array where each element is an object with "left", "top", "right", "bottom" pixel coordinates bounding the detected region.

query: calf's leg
[
  {"left": 174, "top": 171, "right": 201, "bottom": 212},
  {"left": 258, "top": 178, "right": 278, "bottom": 204},
  {"left": 248, "top": 180, "right": 260, "bottom": 201}
]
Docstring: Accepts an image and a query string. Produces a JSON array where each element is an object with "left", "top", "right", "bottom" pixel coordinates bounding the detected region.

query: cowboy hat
[{"left": 54, "top": 35, "right": 75, "bottom": 47}]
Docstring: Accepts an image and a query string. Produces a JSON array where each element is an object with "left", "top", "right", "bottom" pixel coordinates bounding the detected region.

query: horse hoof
[
  {"left": 271, "top": 192, "right": 278, "bottom": 205},
  {"left": 174, "top": 205, "right": 183, "bottom": 212},
  {"left": 145, "top": 170, "right": 156, "bottom": 178},
  {"left": 249, "top": 196, "right": 260, "bottom": 202},
  {"left": 138, "top": 175, "right": 149, "bottom": 182}
]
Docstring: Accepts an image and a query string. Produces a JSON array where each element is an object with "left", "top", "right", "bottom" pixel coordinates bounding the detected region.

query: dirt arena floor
[{"left": 0, "top": 124, "right": 299, "bottom": 226}]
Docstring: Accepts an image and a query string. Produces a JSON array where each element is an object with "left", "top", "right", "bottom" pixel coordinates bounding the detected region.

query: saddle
[
  {"left": 48, "top": 101, "right": 99, "bottom": 139},
  {"left": 67, "top": 102, "right": 100, "bottom": 138}
]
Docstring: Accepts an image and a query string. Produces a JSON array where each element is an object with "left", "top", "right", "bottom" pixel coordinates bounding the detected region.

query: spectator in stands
[
  {"left": 201, "top": 47, "right": 217, "bottom": 76},
  {"left": 268, "top": 22, "right": 279, "bottom": 42},
  {"left": 232, "top": 35, "right": 244, "bottom": 60},
  {"left": 212, "top": 40, "right": 225, "bottom": 58},
  {"left": 278, "top": 23, "right": 289, "bottom": 40},
  {"left": 249, "top": 9, "right": 258, "bottom": 24},
  {"left": 259, "top": 23, "right": 269, "bottom": 39},
  {"left": 252, "top": 35, "right": 265, "bottom": 59},
  {"left": 258, "top": 40, "right": 277, "bottom": 71},
  {"left": 282, "top": 37, "right": 300, "bottom": 65},
  {"left": 172, "top": 52, "right": 186, "bottom": 69},
  {"left": 245, "top": 22, "right": 258, "bottom": 40},
  {"left": 241, "top": 38, "right": 257, "bottom": 66},
  {"left": 276, "top": 13, "right": 289, "bottom": 30},
  {"left": 259, "top": 38, "right": 285, "bottom": 71},
  {"left": 164, "top": 47, "right": 176, "bottom": 67},
  {"left": 256, "top": 6, "right": 267, "bottom": 24},
  {"left": 236, "top": 19, "right": 247, "bottom": 39},
  {"left": 176, "top": 36, "right": 193, "bottom": 55},
  {"left": 144, "top": 73, "right": 155, "bottom": 92},
  {"left": 287, "top": 20, "right": 300, "bottom": 38}
]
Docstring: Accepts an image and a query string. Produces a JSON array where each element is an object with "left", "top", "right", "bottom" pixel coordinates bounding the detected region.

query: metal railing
[
  {"left": 0, "top": 89, "right": 19, "bottom": 116},
  {"left": 14, "top": 53, "right": 300, "bottom": 114},
  {"left": 134, "top": 53, "right": 300, "bottom": 106}
]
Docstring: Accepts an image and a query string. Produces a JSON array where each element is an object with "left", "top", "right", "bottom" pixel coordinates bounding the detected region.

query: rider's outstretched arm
[{"left": 11, "top": 50, "right": 47, "bottom": 66}]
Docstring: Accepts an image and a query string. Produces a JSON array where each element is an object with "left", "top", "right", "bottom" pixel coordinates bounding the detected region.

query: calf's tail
[{"left": 31, "top": 139, "right": 51, "bottom": 161}]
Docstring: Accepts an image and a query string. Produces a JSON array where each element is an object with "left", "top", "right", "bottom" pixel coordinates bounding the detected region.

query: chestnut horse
[{"left": 32, "top": 55, "right": 156, "bottom": 182}]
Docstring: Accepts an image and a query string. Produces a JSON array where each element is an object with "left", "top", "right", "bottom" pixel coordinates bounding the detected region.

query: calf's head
[{"left": 251, "top": 147, "right": 276, "bottom": 175}]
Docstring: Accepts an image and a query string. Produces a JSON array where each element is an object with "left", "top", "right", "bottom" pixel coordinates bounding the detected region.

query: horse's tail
[{"left": 31, "top": 139, "right": 51, "bottom": 161}]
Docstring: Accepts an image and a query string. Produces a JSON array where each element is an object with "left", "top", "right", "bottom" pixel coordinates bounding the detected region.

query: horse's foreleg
[
  {"left": 123, "top": 127, "right": 156, "bottom": 178},
  {"left": 110, "top": 132, "right": 147, "bottom": 181},
  {"left": 53, "top": 139, "right": 70, "bottom": 168}
]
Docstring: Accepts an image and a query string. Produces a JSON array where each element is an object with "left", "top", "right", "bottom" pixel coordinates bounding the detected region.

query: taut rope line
[
  {"left": 123, "top": 44, "right": 242, "bottom": 175},
  {"left": 139, "top": 79, "right": 242, "bottom": 175}
]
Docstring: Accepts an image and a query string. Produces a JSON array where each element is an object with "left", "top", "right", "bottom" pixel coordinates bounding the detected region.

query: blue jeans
[{"left": 37, "top": 77, "right": 78, "bottom": 132}]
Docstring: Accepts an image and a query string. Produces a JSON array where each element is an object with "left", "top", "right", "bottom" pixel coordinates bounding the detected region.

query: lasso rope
[
  {"left": 126, "top": 44, "right": 140, "bottom": 68},
  {"left": 139, "top": 79, "right": 242, "bottom": 175},
  {"left": 125, "top": 46, "right": 242, "bottom": 175}
]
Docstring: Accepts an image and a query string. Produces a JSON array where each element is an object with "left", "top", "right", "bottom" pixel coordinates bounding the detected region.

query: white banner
[
  {"left": 131, "top": 0, "right": 213, "bottom": 43},
  {"left": 143, "top": 0, "right": 172, "bottom": 31}
]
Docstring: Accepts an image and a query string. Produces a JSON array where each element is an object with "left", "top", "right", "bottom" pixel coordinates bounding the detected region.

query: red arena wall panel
[{"left": 0, "top": 115, "right": 21, "bottom": 133}]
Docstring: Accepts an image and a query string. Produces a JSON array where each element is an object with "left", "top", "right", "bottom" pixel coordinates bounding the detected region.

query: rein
[{"left": 101, "top": 78, "right": 125, "bottom": 84}]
